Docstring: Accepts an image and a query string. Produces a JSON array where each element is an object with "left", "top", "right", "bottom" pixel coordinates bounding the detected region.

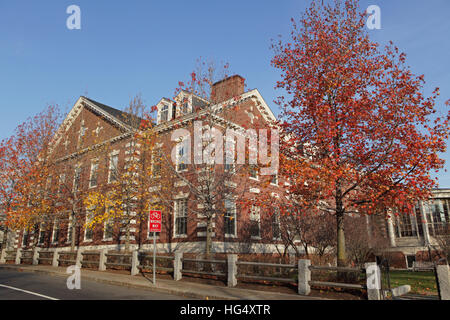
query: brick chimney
[{"left": 210, "top": 75, "right": 245, "bottom": 104}]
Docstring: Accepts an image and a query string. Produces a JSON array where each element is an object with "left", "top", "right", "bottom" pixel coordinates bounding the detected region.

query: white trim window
[
  {"left": 22, "top": 229, "right": 29, "bottom": 247},
  {"left": 249, "top": 165, "right": 258, "bottom": 180},
  {"left": 270, "top": 173, "right": 278, "bottom": 185},
  {"left": 38, "top": 224, "right": 46, "bottom": 245},
  {"left": 89, "top": 160, "right": 99, "bottom": 188},
  {"left": 108, "top": 152, "right": 119, "bottom": 183},
  {"left": 176, "top": 141, "right": 188, "bottom": 172},
  {"left": 58, "top": 173, "right": 66, "bottom": 195},
  {"left": 160, "top": 105, "right": 169, "bottom": 123},
  {"left": 103, "top": 218, "right": 114, "bottom": 241},
  {"left": 73, "top": 165, "right": 82, "bottom": 192},
  {"left": 174, "top": 199, "right": 188, "bottom": 237},
  {"left": 272, "top": 208, "right": 281, "bottom": 240},
  {"left": 84, "top": 212, "right": 94, "bottom": 242},
  {"left": 224, "top": 199, "right": 237, "bottom": 237},
  {"left": 152, "top": 148, "right": 162, "bottom": 177},
  {"left": 52, "top": 218, "right": 60, "bottom": 244},
  {"left": 250, "top": 205, "right": 261, "bottom": 239}
]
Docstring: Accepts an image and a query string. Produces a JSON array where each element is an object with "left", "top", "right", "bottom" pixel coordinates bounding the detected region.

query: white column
[
  {"left": 366, "top": 215, "right": 373, "bottom": 248},
  {"left": 52, "top": 250, "right": 59, "bottom": 267},
  {"left": 298, "top": 259, "right": 311, "bottom": 295},
  {"left": 419, "top": 200, "right": 431, "bottom": 246},
  {"left": 387, "top": 214, "right": 396, "bottom": 247}
]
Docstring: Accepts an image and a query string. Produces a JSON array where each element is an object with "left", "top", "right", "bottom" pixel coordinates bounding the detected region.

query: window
[
  {"left": 22, "top": 230, "right": 29, "bottom": 247},
  {"left": 224, "top": 199, "right": 237, "bottom": 237},
  {"left": 58, "top": 174, "right": 66, "bottom": 195},
  {"left": 176, "top": 142, "right": 188, "bottom": 171},
  {"left": 181, "top": 102, "right": 189, "bottom": 115},
  {"left": 108, "top": 153, "right": 119, "bottom": 183},
  {"left": 271, "top": 173, "right": 278, "bottom": 185},
  {"left": 38, "top": 225, "right": 46, "bottom": 244},
  {"left": 272, "top": 208, "right": 281, "bottom": 240},
  {"left": 174, "top": 199, "right": 188, "bottom": 236},
  {"left": 84, "top": 212, "right": 94, "bottom": 241},
  {"left": 103, "top": 217, "right": 114, "bottom": 240},
  {"left": 152, "top": 149, "right": 161, "bottom": 176},
  {"left": 249, "top": 165, "right": 258, "bottom": 179},
  {"left": 250, "top": 205, "right": 261, "bottom": 239},
  {"left": 89, "top": 161, "right": 99, "bottom": 188},
  {"left": 160, "top": 105, "right": 169, "bottom": 122},
  {"left": 73, "top": 165, "right": 82, "bottom": 191},
  {"left": 52, "top": 219, "right": 60, "bottom": 243}
]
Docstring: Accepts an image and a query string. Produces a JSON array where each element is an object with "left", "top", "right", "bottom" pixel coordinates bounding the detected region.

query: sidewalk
[{"left": 0, "top": 264, "right": 324, "bottom": 300}]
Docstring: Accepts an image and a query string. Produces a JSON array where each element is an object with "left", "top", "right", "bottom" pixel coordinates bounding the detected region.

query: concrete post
[
  {"left": 99, "top": 249, "right": 107, "bottom": 271},
  {"left": 131, "top": 250, "right": 139, "bottom": 276},
  {"left": 436, "top": 264, "right": 450, "bottom": 300},
  {"left": 174, "top": 252, "right": 183, "bottom": 281},
  {"left": 52, "top": 250, "right": 59, "bottom": 267},
  {"left": 15, "top": 248, "right": 22, "bottom": 265},
  {"left": 227, "top": 254, "right": 238, "bottom": 287},
  {"left": 419, "top": 201, "right": 431, "bottom": 246},
  {"left": 298, "top": 259, "right": 311, "bottom": 295},
  {"left": 75, "top": 249, "right": 83, "bottom": 268},
  {"left": 0, "top": 249, "right": 6, "bottom": 264},
  {"left": 386, "top": 214, "right": 396, "bottom": 247},
  {"left": 365, "top": 262, "right": 381, "bottom": 300},
  {"left": 32, "top": 247, "right": 40, "bottom": 265}
]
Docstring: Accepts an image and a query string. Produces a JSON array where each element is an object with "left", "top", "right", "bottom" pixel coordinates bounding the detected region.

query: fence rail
[{"left": 309, "top": 280, "right": 366, "bottom": 290}]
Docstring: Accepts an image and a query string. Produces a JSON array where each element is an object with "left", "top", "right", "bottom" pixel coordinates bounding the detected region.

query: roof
[{"left": 82, "top": 96, "right": 143, "bottom": 129}]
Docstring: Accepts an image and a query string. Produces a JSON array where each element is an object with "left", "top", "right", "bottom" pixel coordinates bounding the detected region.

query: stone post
[
  {"left": 298, "top": 259, "right": 311, "bottom": 295},
  {"left": 52, "top": 250, "right": 59, "bottom": 267},
  {"left": 0, "top": 249, "right": 6, "bottom": 264},
  {"left": 174, "top": 252, "right": 183, "bottom": 281},
  {"left": 15, "top": 248, "right": 22, "bottom": 265},
  {"left": 131, "top": 250, "right": 139, "bottom": 276},
  {"left": 365, "top": 262, "right": 381, "bottom": 300},
  {"left": 386, "top": 214, "right": 396, "bottom": 248},
  {"left": 32, "top": 247, "right": 40, "bottom": 265},
  {"left": 227, "top": 254, "right": 238, "bottom": 287},
  {"left": 419, "top": 201, "right": 431, "bottom": 246},
  {"left": 75, "top": 249, "right": 83, "bottom": 268},
  {"left": 99, "top": 249, "right": 107, "bottom": 271},
  {"left": 436, "top": 264, "right": 450, "bottom": 300}
]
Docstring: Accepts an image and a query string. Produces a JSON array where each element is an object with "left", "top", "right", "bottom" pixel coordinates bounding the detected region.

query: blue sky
[{"left": 0, "top": 0, "right": 449, "bottom": 185}]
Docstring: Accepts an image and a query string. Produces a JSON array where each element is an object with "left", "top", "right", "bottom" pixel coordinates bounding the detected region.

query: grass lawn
[{"left": 388, "top": 270, "right": 438, "bottom": 295}]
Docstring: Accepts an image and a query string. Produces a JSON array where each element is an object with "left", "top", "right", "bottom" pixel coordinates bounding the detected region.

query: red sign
[{"left": 149, "top": 210, "right": 162, "bottom": 232}]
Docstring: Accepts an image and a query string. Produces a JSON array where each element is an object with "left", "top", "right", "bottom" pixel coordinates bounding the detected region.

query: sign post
[{"left": 149, "top": 210, "right": 162, "bottom": 285}]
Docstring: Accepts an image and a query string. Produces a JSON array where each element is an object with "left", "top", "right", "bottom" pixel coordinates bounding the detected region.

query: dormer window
[
  {"left": 160, "top": 105, "right": 169, "bottom": 122},
  {"left": 181, "top": 102, "right": 189, "bottom": 115}
]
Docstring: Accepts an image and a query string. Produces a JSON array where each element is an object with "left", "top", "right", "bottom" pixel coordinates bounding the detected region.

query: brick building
[{"left": 17, "top": 75, "right": 290, "bottom": 255}]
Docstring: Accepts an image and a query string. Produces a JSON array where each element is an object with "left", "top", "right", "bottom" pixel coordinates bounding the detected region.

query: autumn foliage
[{"left": 272, "top": 0, "right": 450, "bottom": 265}]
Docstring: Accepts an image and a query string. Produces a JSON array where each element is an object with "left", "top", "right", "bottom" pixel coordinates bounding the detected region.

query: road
[{"left": 0, "top": 268, "right": 185, "bottom": 300}]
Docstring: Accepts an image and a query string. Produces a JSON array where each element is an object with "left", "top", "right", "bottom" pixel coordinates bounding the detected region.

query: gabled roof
[{"left": 82, "top": 96, "right": 142, "bottom": 129}]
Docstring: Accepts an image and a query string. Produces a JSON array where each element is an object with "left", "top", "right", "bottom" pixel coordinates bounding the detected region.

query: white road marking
[{"left": 0, "top": 284, "right": 59, "bottom": 300}]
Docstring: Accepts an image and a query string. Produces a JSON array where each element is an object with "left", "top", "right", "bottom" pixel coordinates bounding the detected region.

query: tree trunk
[
  {"left": 205, "top": 217, "right": 213, "bottom": 259},
  {"left": 125, "top": 224, "right": 130, "bottom": 252},
  {"left": 71, "top": 212, "right": 77, "bottom": 252},
  {"left": 336, "top": 210, "right": 346, "bottom": 267}
]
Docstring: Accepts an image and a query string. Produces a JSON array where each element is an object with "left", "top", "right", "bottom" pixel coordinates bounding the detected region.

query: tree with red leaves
[{"left": 272, "top": 0, "right": 450, "bottom": 266}]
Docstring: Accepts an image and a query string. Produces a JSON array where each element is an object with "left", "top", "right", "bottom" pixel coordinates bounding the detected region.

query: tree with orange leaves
[
  {"left": 0, "top": 105, "right": 62, "bottom": 248},
  {"left": 272, "top": 0, "right": 450, "bottom": 266}
]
